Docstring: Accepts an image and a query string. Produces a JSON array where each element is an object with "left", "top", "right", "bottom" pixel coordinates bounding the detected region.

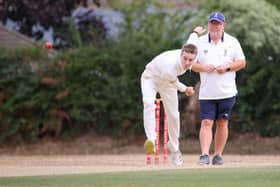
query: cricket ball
[{"left": 44, "top": 41, "right": 53, "bottom": 49}]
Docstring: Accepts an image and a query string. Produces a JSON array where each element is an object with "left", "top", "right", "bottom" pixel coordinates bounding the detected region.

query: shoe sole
[
  {"left": 144, "top": 140, "right": 155, "bottom": 154},
  {"left": 172, "top": 161, "right": 183, "bottom": 166},
  {"left": 212, "top": 161, "right": 224, "bottom": 165},
  {"left": 213, "top": 163, "right": 223, "bottom": 165},
  {"left": 172, "top": 158, "right": 183, "bottom": 166},
  {"left": 198, "top": 161, "right": 209, "bottom": 165}
]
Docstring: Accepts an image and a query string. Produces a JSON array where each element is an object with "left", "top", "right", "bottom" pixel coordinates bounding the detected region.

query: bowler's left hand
[{"left": 185, "top": 86, "right": 195, "bottom": 96}]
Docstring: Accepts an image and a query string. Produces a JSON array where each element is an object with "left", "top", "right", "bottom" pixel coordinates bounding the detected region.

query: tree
[
  {"left": 265, "top": 0, "right": 280, "bottom": 9},
  {"left": 0, "top": 0, "right": 104, "bottom": 48}
]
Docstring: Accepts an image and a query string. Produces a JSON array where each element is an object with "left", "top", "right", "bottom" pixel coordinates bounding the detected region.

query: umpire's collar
[{"left": 208, "top": 32, "right": 224, "bottom": 43}]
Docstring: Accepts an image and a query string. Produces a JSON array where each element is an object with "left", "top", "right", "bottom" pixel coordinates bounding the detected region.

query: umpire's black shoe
[
  {"left": 198, "top": 154, "right": 210, "bottom": 165},
  {"left": 212, "top": 155, "right": 224, "bottom": 165}
]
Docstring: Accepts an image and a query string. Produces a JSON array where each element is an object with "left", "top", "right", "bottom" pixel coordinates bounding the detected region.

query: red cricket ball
[{"left": 44, "top": 41, "right": 53, "bottom": 49}]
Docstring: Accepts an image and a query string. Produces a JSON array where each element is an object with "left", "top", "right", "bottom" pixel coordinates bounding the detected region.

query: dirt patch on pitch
[
  {"left": 1, "top": 154, "right": 280, "bottom": 177},
  {"left": 1, "top": 133, "right": 280, "bottom": 177}
]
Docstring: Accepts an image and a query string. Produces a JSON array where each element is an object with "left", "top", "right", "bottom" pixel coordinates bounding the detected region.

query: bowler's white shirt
[
  {"left": 187, "top": 32, "right": 245, "bottom": 99},
  {"left": 144, "top": 49, "right": 187, "bottom": 92}
]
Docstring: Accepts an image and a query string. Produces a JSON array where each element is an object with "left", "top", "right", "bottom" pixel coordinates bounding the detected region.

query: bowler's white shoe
[{"left": 171, "top": 150, "right": 183, "bottom": 166}]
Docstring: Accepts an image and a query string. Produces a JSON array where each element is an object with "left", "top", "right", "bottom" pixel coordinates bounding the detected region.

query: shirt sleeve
[
  {"left": 185, "top": 33, "right": 199, "bottom": 45},
  {"left": 176, "top": 79, "right": 187, "bottom": 92},
  {"left": 233, "top": 38, "right": 246, "bottom": 60}
]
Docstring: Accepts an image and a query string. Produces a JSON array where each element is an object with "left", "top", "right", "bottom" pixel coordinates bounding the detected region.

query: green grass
[{"left": 1, "top": 167, "right": 280, "bottom": 187}]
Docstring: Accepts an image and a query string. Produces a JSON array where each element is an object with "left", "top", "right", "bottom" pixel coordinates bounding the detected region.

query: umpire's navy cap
[{"left": 208, "top": 12, "right": 225, "bottom": 23}]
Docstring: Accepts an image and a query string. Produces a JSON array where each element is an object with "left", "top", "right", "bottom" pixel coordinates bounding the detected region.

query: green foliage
[
  {"left": 266, "top": 0, "right": 280, "bottom": 9},
  {"left": 260, "top": 119, "right": 280, "bottom": 137},
  {"left": 56, "top": 19, "right": 83, "bottom": 48},
  {"left": 3, "top": 0, "right": 280, "bottom": 141},
  {"left": 56, "top": 4, "right": 193, "bottom": 136},
  {"left": 0, "top": 46, "right": 49, "bottom": 141},
  {"left": 0, "top": 4, "right": 192, "bottom": 142}
]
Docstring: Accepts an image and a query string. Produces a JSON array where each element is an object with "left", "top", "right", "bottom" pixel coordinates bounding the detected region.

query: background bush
[
  {"left": 0, "top": 3, "right": 193, "bottom": 142},
  {"left": 1, "top": 0, "right": 280, "bottom": 143}
]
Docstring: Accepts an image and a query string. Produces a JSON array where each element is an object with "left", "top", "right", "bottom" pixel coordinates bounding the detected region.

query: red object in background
[{"left": 44, "top": 41, "right": 53, "bottom": 49}]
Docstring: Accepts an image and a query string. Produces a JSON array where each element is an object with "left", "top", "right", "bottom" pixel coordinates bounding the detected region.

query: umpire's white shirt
[{"left": 187, "top": 32, "right": 245, "bottom": 99}]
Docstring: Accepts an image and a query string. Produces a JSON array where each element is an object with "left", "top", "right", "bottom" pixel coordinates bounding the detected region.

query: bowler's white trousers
[{"left": 141, "top": 70, "right": 180, "bottom": 153}]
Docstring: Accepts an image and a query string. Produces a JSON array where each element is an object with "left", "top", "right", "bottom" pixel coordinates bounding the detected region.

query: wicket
[{"left": 146, "top": 98, "right": 168, "bottom": 165}]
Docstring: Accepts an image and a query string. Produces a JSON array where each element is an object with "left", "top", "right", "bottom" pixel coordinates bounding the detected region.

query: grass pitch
[{"left": 0, "top": 167, "right": 280, "bottom": 187}]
